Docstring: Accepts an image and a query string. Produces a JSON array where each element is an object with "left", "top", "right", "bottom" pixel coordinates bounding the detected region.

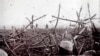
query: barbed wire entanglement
[{"left": 0, "top": 3, "right": 100, "bottom": 56}]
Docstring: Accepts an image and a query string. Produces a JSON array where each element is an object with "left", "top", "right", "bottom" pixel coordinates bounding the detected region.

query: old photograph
[{"left": 0, "top": 0, "right": 100, "bottom": 56}]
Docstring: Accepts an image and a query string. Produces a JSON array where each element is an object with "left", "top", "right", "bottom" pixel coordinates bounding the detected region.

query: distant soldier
[
  {"left": 3, "top": 26, "right": 6, "bottom": 30},
  {"left": 30, "top": 24, "right": 33, "bottom": 29},
  {"left": 10, "top": 26, "right": 16, "bottom": 37},
  {"left": 36, "top": 24, "right": 38, "bottom": 28},
  {"left": 45, "top": 24, "right": 49, "bottom": 29}
]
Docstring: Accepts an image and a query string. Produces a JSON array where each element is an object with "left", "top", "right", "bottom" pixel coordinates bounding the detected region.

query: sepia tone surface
[{"left": 0, "top": 0, "right": 100, "bottom": 56}]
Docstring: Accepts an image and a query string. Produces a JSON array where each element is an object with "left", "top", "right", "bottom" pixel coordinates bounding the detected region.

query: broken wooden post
[
  {"left": 25, "top": 15, "right": 46, "bottom": 29},
  {"left": 3, "top": 36, "right": 17, "bottom": 56},
  {"left": 73, "top": 27, "right": 86, "bottom": 40}
]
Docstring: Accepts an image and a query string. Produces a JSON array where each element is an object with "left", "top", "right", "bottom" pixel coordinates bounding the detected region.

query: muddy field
[{"left": 0, "top": 27, "right": 97, "bottom": 56}]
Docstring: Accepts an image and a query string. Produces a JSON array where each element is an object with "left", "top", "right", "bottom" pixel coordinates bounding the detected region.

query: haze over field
[{"left": 0, "top": 0, "right": 100, "bottom": 29}]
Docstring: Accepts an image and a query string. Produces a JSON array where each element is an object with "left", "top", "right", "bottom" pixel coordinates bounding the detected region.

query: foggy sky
[{"left": 0, "top": 0, "right": 100, "bottom": 29}]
